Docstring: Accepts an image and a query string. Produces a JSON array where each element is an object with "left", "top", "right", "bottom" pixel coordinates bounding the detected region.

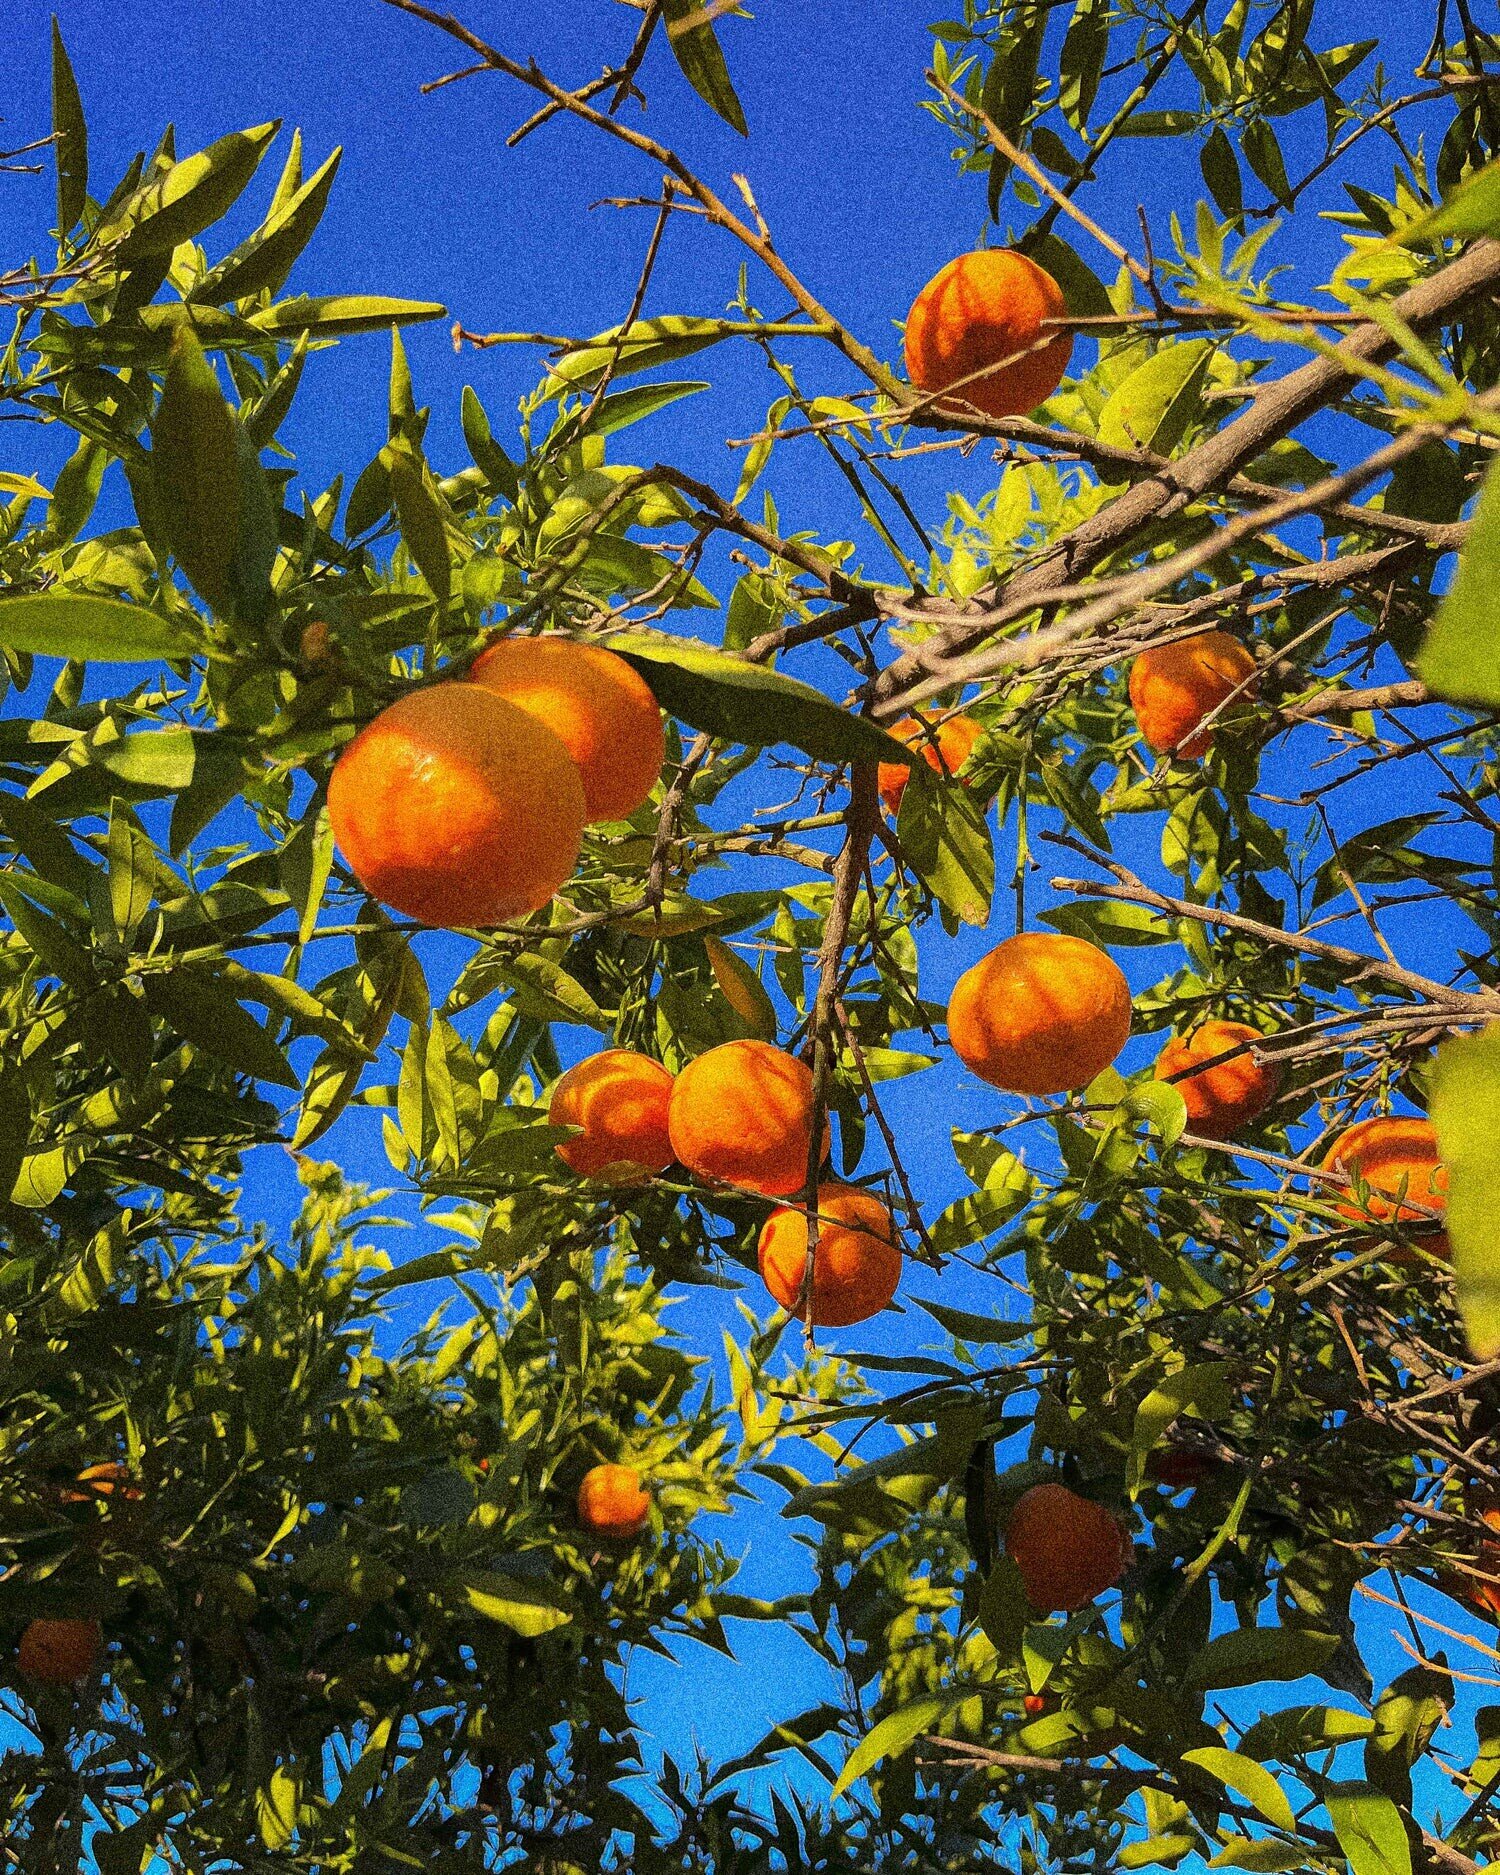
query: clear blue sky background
[{"left": 3, "top": 0, "right": 1497, "bottom": 1843}]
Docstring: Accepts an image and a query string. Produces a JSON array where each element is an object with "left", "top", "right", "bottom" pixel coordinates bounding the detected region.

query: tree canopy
[{"left": 5, "top": 2, "right": 1500, "bottom": 1869}]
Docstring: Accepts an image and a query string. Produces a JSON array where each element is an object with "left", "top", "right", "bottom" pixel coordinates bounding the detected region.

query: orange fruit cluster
[
  {"left": 1153, "top": 1018, "right": 1281, "bottom": 1140},
  {"left": 549, "top": 1049, "right": 675, "bottom": 1184},
  {"left": 1129, "top": 630, "right": 1258, "bottom": 760},
  {"left": 1006, "top": 1482, "right": 1131, "bottom": 1613},
  {"left": 905, "top": 250, "right": 1073, "bottom": 420},
  {"left": 577, "top": 1463, "right": 652, "bottom": 1540},
  {"left": 329, "top": 638, "right": 663, "bottom": 929}
]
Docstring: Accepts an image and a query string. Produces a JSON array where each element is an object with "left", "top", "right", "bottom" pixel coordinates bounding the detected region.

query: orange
[
  {"left": 471, "top": 636, "right": 664, "bottom": 823},
  {"left": 1006, "top": 1483, "right": 1131, "bottom": 1613},
  {"left": 877, "top": 712, "right": 985, "bottom": 816},
  {"left": 948, "top": 932, "right": 1131, "bottom": 1097},
  {"left": 577, "top": 1463, "right": 651, "bottom": 1540},
  {"left": 18, "top": 1617, "right": 102, "bottom": 1685},
  {"left": 1322, "top": 1115, "right": 1448, "bottom": 1254},
  {"left": 905, "top": 250, "right": 1073, "bottom": 420},
  {"left": 328, "top": 683, "right": 585, "bottom": 929},
  {"left": 757, "top": 1184, "right": 902, "bottom": 1327},
  {"left": 60, "top": 1461, "right": 143, "bottom": 1504},
  {"left": 1154, "top": 1018, "right": 1281, "bottom": 1140},
  {"left": 1129, "top": 631, "right": 1259, "bottom": 759},
  {"left": 668, "top": 1040, "right": 829, "bottom": 1197},
  {"left": 549, "top": 1049, "right": 675, "bottom": 1183},
  {"left": 1469, "top": 1508, "right": 1500, "bottom": 1621}
]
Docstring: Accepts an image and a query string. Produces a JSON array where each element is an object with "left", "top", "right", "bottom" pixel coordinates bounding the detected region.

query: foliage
[{"left": 2, "top": 1, "right": 1500, "bottom": 1870}]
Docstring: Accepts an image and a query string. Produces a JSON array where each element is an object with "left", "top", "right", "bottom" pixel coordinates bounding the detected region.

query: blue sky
[{"left": 4, "top": 0, "right": 1499, "bottom": 1844}]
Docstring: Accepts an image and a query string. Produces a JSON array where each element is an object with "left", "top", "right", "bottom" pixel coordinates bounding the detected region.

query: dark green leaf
[
  {"left": 1416, "top": 452, "right": 1500, "bottom": 706},
  {"left": 1182, "top": 1624, "right": 1339, "bottom": 1693},
  {"left": 663, "top": 0, "right": 748, "bottom": 135},
  {"left": 1429, "top": 1030, "right": 1500, "bottom": 1358},
  {"left": 50, "top": 18, "right": 88, "bottom": 235},
  {"left": 606, "top": 631, "right": 912, "bottom": 767},
  {"left": 151, "top": 328, "right": 241, "bottom": 616},
  {"left": 896, "top": 766, "right": 993, "bottom": 926},
  {"left": 98, "top": 121, "right": 281, "bottom": 260},
  {"left": 143, "top": 967, "right": 298, "bottom": 1087}
]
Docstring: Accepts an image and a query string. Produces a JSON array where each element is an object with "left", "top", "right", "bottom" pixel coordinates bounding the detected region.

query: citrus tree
[{"left": 5, "top": 2, "right": 1500, "bottom": 1870}]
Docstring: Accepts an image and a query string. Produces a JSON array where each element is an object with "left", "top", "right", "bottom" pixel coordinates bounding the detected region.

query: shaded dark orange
[
  {"left": 577, "top": 1463, "right": 651, "bottom": 1540},
  {"left": 470, "top": 636, "right": 665, "bottom": 823},
  {"left": 1128, "top": 631, "right": 1259, "bottom": 760},
  {"left": 877, "top": 712, "right": 986, "bottom": 815},
  {"left": 668, "top": 1040, "right": 829, "bottom": 1197},
  {"left": 1006, "top": 1483, "right": 1131, "bottom": 1613},
  {"left": 18, "top": 1617, "right": 102, "bottom": 1685},
  {"left": 1154, "top": 1018, "right": 1281, "bottom": 1140},
  {"left": 757, "top": 1184, "right": 902, "bottom": 1327},
  {"left": 549, "top": 1049, "right": 675, "bottom": 1183}
]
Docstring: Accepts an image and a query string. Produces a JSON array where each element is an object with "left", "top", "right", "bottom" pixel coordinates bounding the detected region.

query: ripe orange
[
  {"left": 549, "top": 1049, "right": 675, "bottom": 1183},
  {"left": 1128, "top": 631, "right": 1258, "bottom": 760},
  {"left": 1322, "top": 1115, "right": 1448, "bottom": 1254},
  {"left": 757, "top": 1184, "right": 902, "bottom": 1327},
  {"left": 328, "top": 683, "right": 585, "bottom": 929},
  {"left": 1154, "top": 1018, "right": 1281, "bottom": 1140},
  {"left": 1022, "top": 1693, "right": 1047, "bottom": 1716},
  {"left": 668, "top": 1040, "right": 829, "bottom": 1197},
  {"left": 1470, "top": 1507, "right": 1500, "bottom": 1621},
  {"left": 1006, "top": 1483, "right": 1131, "bottom": 1613},
  {"left": 948, "top": 932, "right": 1131, "bottom": 1097},
  {"left": 577, "top": 1463, "right": 651, "bottom": 1540},
  {"left": 18, "top": 1617, "right": 102, "bottom": 1685},
  {"left": 877, "top": 712, "right": 985, "bottom": 816},
  {"left": 905, "top": 250, "right": 1073, "bottom": 420},
  {"left": 471, "top": 636, "right": 665, "bottom": 823},
  {"left": 60, "top": 1461, "right": 143, "bottom": 1504}
]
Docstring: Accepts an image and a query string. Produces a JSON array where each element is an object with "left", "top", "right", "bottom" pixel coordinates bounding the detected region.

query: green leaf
[
  {"left": 151, "top": 329, "right": 241, "bottom": 616},
  {"left": 0, "top": 595, "right": 196, "bottom": 663},
  {"left": 107, "top": 800, "right": 157, "bottom": 947},
  {"left": 663, "top": 0, "right": 748, "bottom": 134},
  {"left": 50, "top": 18, "right": 88, "bottom": 235},
  {"left": 1429, "top": 1030, "right": 1500, "bottom": 1357},
  {"left": 143, "top": 967, "right": 298, "bottom": 1087},
  {"left": 1415, "top": 453, "right": 1500, "bottom": 707},
  {"left": 386, "top": 444, "right": 451, "bottom": 606},
  {"left": 0, "top": 874, "right": 94, "bottom": 987},
  {"left": 247, "top": 294, "right": 447, "bottom": 340},
  {"left": 458, "top": 1571, "right": 572, "bottom": 1637},
  {"left": 1122, "top": 1079, "right": 1189, "bottom": 1149},
  {"left": 460, "top": 386, "right": 520, "bottom": 500},
  {"left": 1043, "top": 899, "right": 1173, "bottom": 946},
  {"left": 190, "top": 145, "right": 342, "bottom": 305},
  {"left": 1243, "top": 119, "right": 1293, "bottom": 209},
  {"left": 1365, "top": 1660, "right": 1452, "bottom": 1805},
  {"left": 606, "top": 631, "right": 911, "bottom": 768},
  {"left": 1128, "top": 1362, "right": 1231, "bottom": 1496},
  {"left": 1183, "top": 1625, "right": 1339, "bottom": 1693},
  {"left": 545, "top": 316, "right": 740, "bottom": 392},
  {"left": 1238, "top": 1704, "right": 1376, "bottom": 1761},
  {"left": 1398, "top": 153, "right": 1500, "bottom": 246},
  {"left": 830, "top": 1698, "right": 945, "bottom": 1798},
  {"left": 1201, "top": 125, "right": 1244, "bottom": 221},
  {"left": 256, "top": 1765, "right": 299, "bottom": 1852},
  {"left": 896, "top": 765, "right": 993, "bottom": 926},
  {"left": 915, "top": 1296, "right": 1030, "bottom": 1347},
  {"left": 1207, "top": 1842, "right": 1304, "bottom": 1871},
  {"left": 93, "top": 727, "right": 197, "bottom": 791},
  {"left": 1326, "top": 1784, "right": 1412, "bottom": 1875},
  {"left": 1098, "top": 340, "right": 1215, "bottom": 469},
  {"left": 98, "top": 121, "right": 281, "bottom": 260},
  {"left": 983, "top": 7, "right": 1046, "bottom": 218},
  {"left": 1059, "top": 0, "right": 1109, "bottom": 132},
  {"left": 588, "top": 379, "right": 711, "bottom": 438},
  {"left": 1182, "top": 1747, "right": 1296, "bottom": 1833},
  {"left": 705, "top": 934, "right": 778, "bottom": 1041}
]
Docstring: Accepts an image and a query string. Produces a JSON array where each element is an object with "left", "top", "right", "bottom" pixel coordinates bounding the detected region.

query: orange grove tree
[{"left": 3, "top": 3, "right": 1500, "bottom": 1871}]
